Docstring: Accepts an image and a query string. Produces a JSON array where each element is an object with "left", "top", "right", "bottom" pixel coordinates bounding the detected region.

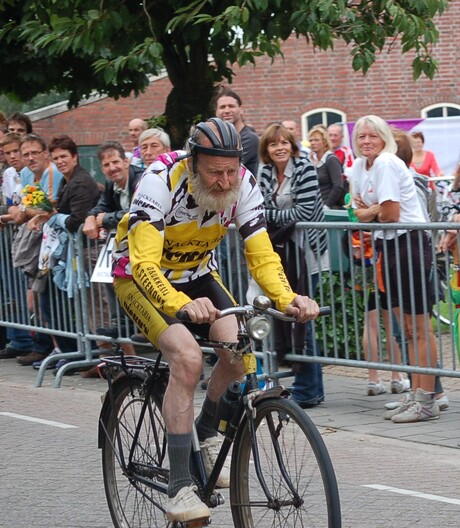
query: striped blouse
[{"left": 258, "top": 156, "right": 327, "bottom": 255}]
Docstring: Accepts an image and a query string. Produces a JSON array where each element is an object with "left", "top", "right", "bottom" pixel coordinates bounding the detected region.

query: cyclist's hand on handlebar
[
  {"left": 179, "top": 297, "right": 221, "bottom": 324},
  {"left": 285, "top": 295, "right": 320, "bottom": 323}
]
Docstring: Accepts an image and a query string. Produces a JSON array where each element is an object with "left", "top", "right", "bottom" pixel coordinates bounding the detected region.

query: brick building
[{"left": 30, "top": 2, "right": 459, "bottom": 174}]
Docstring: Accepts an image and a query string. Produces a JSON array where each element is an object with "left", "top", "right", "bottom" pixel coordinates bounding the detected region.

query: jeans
[
  {"left": 2, "top": 265, "right": 48, "bottom": 352},
  {"left": 39, "top": 281, "right": 77, "bottom": 353},
  {"left": 289, "top": 273, "right": 324, "bottom": 405}
]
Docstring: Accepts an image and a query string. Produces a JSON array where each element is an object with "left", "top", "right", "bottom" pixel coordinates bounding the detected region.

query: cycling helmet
[{"left": 188, "top": 117, "right": 243, "bottom": 158}]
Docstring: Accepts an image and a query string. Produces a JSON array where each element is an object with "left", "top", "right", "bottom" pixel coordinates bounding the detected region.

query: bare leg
[
  {"left": 363, "top": 309, "right": 380, "bottom": 383},
  {"left": 397, "top": 309, "right": 436, "bottom": 393},
  {"left": 206, "top": 315, "right": 244, "bottom": 402},
  {"left": 381, "top": 309, "right": 405, "bottom": 382},
  {"left": 159, "top": 324, "right": 203, "bottom": 434}
]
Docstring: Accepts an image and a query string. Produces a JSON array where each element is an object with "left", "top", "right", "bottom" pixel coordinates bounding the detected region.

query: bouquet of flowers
[{"left": 20, "top": 184, "right": 54, "bottom": 212}]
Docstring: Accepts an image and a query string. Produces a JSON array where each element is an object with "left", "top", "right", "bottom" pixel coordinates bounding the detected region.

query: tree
[{"left": 0, "top": 0, "right": 450, "bottom": 148}]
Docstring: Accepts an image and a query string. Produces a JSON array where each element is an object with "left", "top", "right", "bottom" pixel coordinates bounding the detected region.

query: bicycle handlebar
[{"left": 176, "top": 304, "right": 331, "bottom": 322}]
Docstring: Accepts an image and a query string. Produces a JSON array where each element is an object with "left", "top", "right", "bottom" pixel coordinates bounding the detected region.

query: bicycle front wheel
[
  {"left": 101, "top": 374, "right": 169, "bottom": 528},
  {"left": 230, "top": 398, "right": 341, "bottom": 527}
]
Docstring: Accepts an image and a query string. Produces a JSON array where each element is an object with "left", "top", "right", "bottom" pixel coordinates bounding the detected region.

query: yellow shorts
[{"left": 114, "top": 272, "right": 236, "bottom": 348}]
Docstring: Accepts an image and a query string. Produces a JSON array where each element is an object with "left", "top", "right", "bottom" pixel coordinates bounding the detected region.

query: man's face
[
  {"left": 188, "top": 154, "right": 241, "bottom": 212},
  {"left": 328, "top": 125, "right": 343, "bottom": 149},
  {"left": 8, "top": 120, "right": 28, "bottom": 136},
  {"left": 100, "top": 149, "right": 130, "bottom": 186},
  {"left": 282, "top": 120, "right": 298, "bottom": 139},
  {"left": 128, "top": 119, "right": 146, "bottom": 146},
  {"left": 20, "top": 140, "right": 49, "bottom": 177},
  {"left": 3, "top": 141, "right": 24, "bottom": 171},
  {"left": 140, "top": 136, "right": 169, "bottom": 166},
  {"left": 216, "top": 96, "right": 243, "bottom": 127}
]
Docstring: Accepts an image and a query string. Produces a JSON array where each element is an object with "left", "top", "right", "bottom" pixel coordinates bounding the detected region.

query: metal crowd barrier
[{"left": 0, "top": 220, "right": 459, "bottom": 388}]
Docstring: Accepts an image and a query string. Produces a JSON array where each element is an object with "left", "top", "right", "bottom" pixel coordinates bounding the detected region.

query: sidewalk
[
  {"left": 1, "top": 356, "right": 459, "bottom": 449},
  {"left": 195, "top": 363, "right": 460, "bottom": 450},
  {"left": 286, "top": 366, "right": 460, "bottom": 450}
]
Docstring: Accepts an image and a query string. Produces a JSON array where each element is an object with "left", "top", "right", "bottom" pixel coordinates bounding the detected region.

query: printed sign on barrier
[{"left": 90, "top": 231, "right": 116, "bottom": 283}]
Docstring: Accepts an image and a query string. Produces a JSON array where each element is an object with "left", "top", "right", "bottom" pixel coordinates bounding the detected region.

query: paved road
[{"left": 0, "top": 357, "right": 459, "bottom": 527}]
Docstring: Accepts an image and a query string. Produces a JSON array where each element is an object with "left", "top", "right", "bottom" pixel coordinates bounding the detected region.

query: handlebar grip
[
  {"left": 319, "top": 306, "right": 331, "bottom": 316},
  {"left": 176, "top": 310, "right": 192, "bottom": 322}
]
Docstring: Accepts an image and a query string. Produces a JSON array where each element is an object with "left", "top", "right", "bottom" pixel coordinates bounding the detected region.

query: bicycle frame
[{"left": 99, "top": 299, "right": 331, "bottom": 512}]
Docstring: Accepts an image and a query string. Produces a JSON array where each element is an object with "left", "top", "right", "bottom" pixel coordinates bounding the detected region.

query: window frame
[
  {"left": 422, "top": 103, "right": 460, "bottom": 118},
  {"left": 301, "top": 108, "right": 347, "bottom": 140}
]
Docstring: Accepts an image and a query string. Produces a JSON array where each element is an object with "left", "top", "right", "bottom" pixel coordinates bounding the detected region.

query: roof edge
[{"left": 27, "top": 71, "right": 169, "bottom": 121}]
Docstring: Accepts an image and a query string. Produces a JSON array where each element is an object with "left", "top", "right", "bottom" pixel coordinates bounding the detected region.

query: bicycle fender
[
  {"left": 252, "top": 385, "right": 290, "bottom": 405},
  {"left": 97, "top": 371, "right": 146, "bottom": 448}
]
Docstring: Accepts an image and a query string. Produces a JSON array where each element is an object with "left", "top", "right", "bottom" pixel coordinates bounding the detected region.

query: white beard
[{"left": 190, "top": 172, "right": 241, "bottom": 212}]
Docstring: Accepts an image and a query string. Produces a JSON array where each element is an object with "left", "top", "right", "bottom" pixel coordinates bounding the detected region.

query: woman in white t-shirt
[{"left": 350, "top": 115, "right": 440, "bottom": 424}]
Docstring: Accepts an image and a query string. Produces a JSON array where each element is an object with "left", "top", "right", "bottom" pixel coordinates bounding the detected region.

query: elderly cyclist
[{"left": 112, "top": 117, "right": 320, "bottom": 523}]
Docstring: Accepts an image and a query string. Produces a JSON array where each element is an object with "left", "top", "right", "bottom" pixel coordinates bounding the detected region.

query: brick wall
[{"left": 33, "top": 2, "right": 460, "bottom": 147}]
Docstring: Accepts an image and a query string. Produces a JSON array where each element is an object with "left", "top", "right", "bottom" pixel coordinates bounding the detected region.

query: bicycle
[{"left": 98, "top": 295, "right": 341, "bottom": 527}]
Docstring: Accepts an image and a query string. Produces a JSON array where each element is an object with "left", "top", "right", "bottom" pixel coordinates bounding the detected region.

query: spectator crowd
[{"left": 0, "top": 89, "right": 456, "bottom": 423}]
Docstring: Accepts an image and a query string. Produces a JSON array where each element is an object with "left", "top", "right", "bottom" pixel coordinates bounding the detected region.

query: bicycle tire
[
  {"left": 101, "top": 374, "right": 170, "bottom": 528},
  {"left": 230, "top": 398, "right": 341, "bottom": 527}
]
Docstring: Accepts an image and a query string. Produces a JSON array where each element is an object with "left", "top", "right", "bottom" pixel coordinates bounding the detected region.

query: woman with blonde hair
[{"left": 350, "top": 115, "right": 440, "bottom": 423}]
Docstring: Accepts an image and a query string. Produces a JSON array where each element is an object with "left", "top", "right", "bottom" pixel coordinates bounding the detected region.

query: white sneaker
[
  {"left": 391, "top": 389, "right": 440, "bottom": 423},
  {"left": 436, "top": 394, "right": 449, "bottom": 411},
  {"left": 200, "top": 436, "right": 230, "bottom": 488},
  {"left": 166, "top": 485, "right": 210, "bottom": 523},
  {"left": 383, "top": 393, "right": 414, "bottom": 420},
  {"left": 390, "top": 378, "right": 411, "bottom": 394},
  {"left": 367, "top": 380, "right": 386, "bottom": 396},
  {"left": 387, "top": 393, "right": 449, "bottom": 411}
]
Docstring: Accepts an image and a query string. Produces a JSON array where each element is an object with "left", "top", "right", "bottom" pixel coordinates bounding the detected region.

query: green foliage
[
  {"left": 316, "top": 272, "right": 365, "bottom": 359},
  {"left": 0, "top": 92, "right": 69, "bottom": 115},
  {"left": 0, "top": 0, "right": 450, "bottom": 146}
]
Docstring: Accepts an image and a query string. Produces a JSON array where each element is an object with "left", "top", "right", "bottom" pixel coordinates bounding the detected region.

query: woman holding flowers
[{"left": 27, "top": 135, "right": 101, "bottom": 359}]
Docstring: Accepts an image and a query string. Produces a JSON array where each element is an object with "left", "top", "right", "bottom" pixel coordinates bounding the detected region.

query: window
[
  {"left": 422, "top": 103, "right": 460, "bottom": 118},
  {"left": 301, "top": 108, "right": 346, "bottom": 139},
  {"left": 78, "top": 145, "right": 105, "bottom": 185}
]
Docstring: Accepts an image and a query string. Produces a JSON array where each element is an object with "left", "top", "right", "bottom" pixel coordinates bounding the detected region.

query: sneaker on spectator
[
  {"left": 0, "top": 347, "right": 30, "bottom": 359},
  {"left": 166, "top": 485, "right": 210, "bottom": 523},
  {"left": 32, "top": 348, "right": 62, "bottom": 370},
  {"left": 390, "top": 377, "right": 411, "bottom": 394},
  {"left": 391, "top": 389, "right": 440, "bottom": 423},
  {"left": 16, "top": 351, "right": 48, "bottom": 366},
  {"left": 384, "top": 392, "right": 414, "bottom": 419},
  {"left": 367, "top": 380, "right": 386, "bottom": 396},
  {"left": 200, "top": 436, "right": 230, "bottom": 488},
  {"left": 80, "top": 365, "right": 101, "bottom": 379},
  {"left": 436, "top": 394, "right": 449, "bottom": 411}
]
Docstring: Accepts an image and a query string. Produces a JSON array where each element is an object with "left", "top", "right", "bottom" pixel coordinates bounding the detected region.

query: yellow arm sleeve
[{"left": 244, "top": 230, "right": 297, "bottom": 312}]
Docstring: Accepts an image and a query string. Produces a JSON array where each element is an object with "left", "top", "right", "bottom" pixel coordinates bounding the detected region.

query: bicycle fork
[{"left": 246, "top": 401, "right": 304, "bottom": 510}]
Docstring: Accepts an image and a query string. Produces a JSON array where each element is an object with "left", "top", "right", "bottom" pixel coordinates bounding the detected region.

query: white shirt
[
  {"left": 2, "top": 166, "right": 22, "bottom": 206},
  {"left": 350, "top": 152, "right": 426, "bottom": 239}
]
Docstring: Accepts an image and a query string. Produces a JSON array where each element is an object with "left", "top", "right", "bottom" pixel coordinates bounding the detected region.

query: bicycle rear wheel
[
  {"left": 230, "top": 398, "right": 341, "bottom": 527},
  {"left": 101, "top": 374, "right": 169, "bottom": 528}
]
